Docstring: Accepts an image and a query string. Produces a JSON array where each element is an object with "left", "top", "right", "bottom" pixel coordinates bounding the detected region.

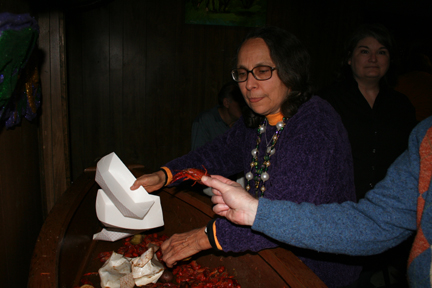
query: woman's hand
[
  {"left": 161, "top": 227, "right": 211, "bottom": 268},
  {"left": 201, "top": 175, "right": 258, "bottom": 226},
  {"left": 130, "top": 170, "right": 166, "bottom": 192}
]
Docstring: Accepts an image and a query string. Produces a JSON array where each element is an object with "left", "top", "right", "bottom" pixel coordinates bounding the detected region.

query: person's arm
[
  {"left": 130, "top": 169, "right": 166, "bottom": 192},
  {"left": 207, "top": 144, "right": 418, "bottom": 256},
  {"left": 251, "top": 120, "right": 427, "bottom": 256},
  {"left": 131, "top": 118, "right": 246, "bottom": 194},
  {"left": 166, "top": 118, "right": 246, "bottom": 183}
]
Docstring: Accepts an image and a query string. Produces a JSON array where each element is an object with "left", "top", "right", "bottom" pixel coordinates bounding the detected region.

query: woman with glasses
[{"left": 131, "top": 26, "right": 361, "bottom": 287}]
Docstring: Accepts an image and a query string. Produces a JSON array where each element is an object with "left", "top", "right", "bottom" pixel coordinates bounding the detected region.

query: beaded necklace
[{"left": 245, "top": 117, "right": 286, "bottom": 198}]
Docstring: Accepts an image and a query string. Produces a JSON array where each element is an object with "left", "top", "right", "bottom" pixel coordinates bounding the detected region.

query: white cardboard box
[{"left": 95, "top": 152, "right": 155, "bottom": 219}]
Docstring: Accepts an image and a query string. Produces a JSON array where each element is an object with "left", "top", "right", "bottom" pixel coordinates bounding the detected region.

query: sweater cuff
[
  {"left": 160, "top": 167, "right": 172, "bottom": 186},
  {"left": 252, "top": 198, "right": 271, "bottom": 232},
  {"left": 206, "top": 219, "right": 222, "bottom": 250}
]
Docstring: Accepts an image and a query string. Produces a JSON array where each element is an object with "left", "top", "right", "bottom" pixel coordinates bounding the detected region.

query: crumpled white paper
[
  {"left": 99, "top": 252, "right": 132, "bottom": 288},
  {"left": 132, "top": 245, "right": 164, "bottom": 286},
  {"left": 99, "top": 246, "right": 164, "bottom": 288}
]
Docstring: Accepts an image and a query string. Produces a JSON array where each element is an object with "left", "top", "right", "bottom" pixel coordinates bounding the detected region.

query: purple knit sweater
[{"left": 165, "top": 96, "right": 361, "bottom": 287}]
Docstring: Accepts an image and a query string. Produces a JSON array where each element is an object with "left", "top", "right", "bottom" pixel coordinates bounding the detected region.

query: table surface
[{"left": 28, "top": 166, "right": 327, "bottom": 288}]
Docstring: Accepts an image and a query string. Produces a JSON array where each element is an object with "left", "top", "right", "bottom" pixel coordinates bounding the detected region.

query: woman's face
[
  {"left": 237, "top": 38, "right": 290, "bottom": 116},
  {"left": 348, "top": 36, "right": 390, "bottom": 82}
]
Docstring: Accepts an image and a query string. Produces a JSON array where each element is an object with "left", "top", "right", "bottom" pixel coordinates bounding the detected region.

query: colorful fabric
[
  {"left": 0, "top": 13, "right": 40, "bottom": 129},
  {"left": 408, "top": 123, "right": 432, "bottom": 287}
]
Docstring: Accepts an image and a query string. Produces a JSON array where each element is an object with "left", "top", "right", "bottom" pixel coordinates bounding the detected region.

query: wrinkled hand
[
  {"left": 161, "top": 228, "right": 211, "bottom": 268},
  {"left": 201, "top": 175, "right": 258, "bottom": 226},
  {"left": 130, "top": 170, "right": 166, "bottom": 192}
]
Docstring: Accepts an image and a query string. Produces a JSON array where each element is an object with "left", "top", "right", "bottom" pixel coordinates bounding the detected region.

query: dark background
[{"left": 0, "top": 0, "right": 430, "bottom": 287}]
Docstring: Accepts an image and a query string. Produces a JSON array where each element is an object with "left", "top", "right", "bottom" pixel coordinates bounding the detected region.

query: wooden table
[{"left": 28, "top": 167, "right": 327, "bottom": 288}]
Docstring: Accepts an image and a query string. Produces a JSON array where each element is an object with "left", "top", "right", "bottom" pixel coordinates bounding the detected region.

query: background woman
[
  {"left": 319, "top": 23, "right": 417, "bottom": 201},
  {"left": 319, "top": 23, "right": 418, "bottom": 287},
  {"left": 131, "top": 26, "right": 361, "bottom": 287}
]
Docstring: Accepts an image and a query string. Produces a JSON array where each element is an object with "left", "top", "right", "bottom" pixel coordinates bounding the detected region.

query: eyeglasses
[{"left": 231, "top": 65, "right": 277, "bottom": 83}]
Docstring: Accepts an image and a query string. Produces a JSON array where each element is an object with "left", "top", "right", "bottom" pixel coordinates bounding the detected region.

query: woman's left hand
[{"left": 161, "top": 227, "right": 211, "bottom": 268}]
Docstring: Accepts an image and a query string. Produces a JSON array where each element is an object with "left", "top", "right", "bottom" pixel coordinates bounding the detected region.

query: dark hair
[
  {"left": 217, "top": 81, "right": 244, "bottom": 106},
  {"left": 339, "top": 23, "right": 398, "bottom": 86},
  {"left": 233, "top": 26, "right": 312, "bottom": 128}
]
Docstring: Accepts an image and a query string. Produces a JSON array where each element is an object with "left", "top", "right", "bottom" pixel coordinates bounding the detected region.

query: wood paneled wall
[
  {"left": 67, "top": 1, "right": 247, "bottom": 179},
  {"left": 38, "top": 9, "right": 70, "bottom": 216}
]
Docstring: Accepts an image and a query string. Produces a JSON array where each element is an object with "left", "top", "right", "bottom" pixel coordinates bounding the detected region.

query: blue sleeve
[
  {"left": 191, "top": 118, "right": 212, "bottom": 151},
  {"left": 191, "top": 106, "right": 229, "bottom": 151},
  {"left": 251, "top": 118, "right": 432, "bottom": 255}
]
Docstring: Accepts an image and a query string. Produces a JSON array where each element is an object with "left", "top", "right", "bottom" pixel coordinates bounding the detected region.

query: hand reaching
[
  {"left": 201, "top": 175, "right": 258, "bottom": 226},
  {"left": 161, "top": 227, "right": 211, "bottom": 268},
  {"left": 130, "top": 170, "right": 166, "bottom": 192}
]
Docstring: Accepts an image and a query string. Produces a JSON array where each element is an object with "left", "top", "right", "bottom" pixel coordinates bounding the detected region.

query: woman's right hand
[{"left": 130, "top": 170, "right": 166, "bottom": 192}]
